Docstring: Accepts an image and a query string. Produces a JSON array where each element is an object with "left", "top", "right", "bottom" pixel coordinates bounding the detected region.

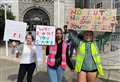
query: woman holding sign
[
  {"left": 69, "top": 30, "right": 111, "bottom": 82},
  {"left": 15, "top": 32, "right": 37, "bottom": 82},
  {"left": 46, "top": 28, "right": 74, "bottom": 82}
]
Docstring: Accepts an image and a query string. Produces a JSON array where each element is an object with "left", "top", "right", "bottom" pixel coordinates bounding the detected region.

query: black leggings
[
  {"left": 17, "top": 63, "right": 36, "bottom": 82},
  {"left": 81, "top": 69, "right": 97, "bottom": 72}
]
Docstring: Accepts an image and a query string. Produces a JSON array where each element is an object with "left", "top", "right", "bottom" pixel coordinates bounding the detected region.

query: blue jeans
[{"left": 47, "top": 66, "right": 64, "bottom": 82}]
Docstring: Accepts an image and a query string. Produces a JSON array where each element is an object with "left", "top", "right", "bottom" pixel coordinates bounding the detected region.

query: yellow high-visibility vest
[{"left": 75, "top": 41, "right": 104, "bottom": 76}]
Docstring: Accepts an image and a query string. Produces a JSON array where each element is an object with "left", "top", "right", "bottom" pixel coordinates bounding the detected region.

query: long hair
[{"left": 55, "top": 28, "right": 63, "bottom": 40}]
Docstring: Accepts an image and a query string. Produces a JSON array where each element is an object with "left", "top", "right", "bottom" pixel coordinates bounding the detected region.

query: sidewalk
[
  {"left": 0, "top": 46, "right": 47, "bottom": 71},
  {"left": 0, "top": 46, "right": 20, "bottom": 62},
  {"left": 0, "top": 46, "right": 49, "bottom": 82},
  {"left": 0, "top": 46, "right": 120, "bottom": 82}
]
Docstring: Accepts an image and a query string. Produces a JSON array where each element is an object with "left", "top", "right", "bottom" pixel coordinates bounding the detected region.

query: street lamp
[{"left": 0, "top": 1, "right": 11, "bottom": 56}]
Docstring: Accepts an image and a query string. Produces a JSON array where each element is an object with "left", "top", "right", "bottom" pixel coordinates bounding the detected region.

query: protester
[
  {"left": 46, "top": 28, "right": 74, "bottom": 82},
  {"left": 63, "top": 25, "right": 69, "bottom": 42},
  {"left": 15, "top": 32, "right": 37, "bottom": 82},
  {"left": 69, "top": 30, "right": 111, "bottom": 82},
  {"left": 64, "top": 38, "right": 76, "bottom": 82},
  {"left": 63, "top": 25, "right": 77, "bottom": 82}
]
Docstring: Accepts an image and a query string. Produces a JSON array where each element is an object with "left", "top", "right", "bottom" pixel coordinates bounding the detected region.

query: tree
[{"left": 0, "top": 8, "right": 15, "bottom": 41}]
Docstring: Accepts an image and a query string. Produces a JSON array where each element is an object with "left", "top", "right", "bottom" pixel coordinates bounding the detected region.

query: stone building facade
[{"left": 0, "top": 0, "right": 75, "bottom": 29}]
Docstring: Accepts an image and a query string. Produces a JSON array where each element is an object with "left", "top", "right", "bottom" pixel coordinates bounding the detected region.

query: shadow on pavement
[
  {"left": 32, "top": 71, "right": 49, "bottom": 82},
  {"left": 7, "top": 74, "right": 18, "bottom": 81},
  {"left": 7, "top": 73, "right": 119, "bottom": 82},
  {"left": 33, "top": 71, "right": 68, "bottom": 82},
  {"left": 7, "top": 71, "right": 75, "bottom": 82}
]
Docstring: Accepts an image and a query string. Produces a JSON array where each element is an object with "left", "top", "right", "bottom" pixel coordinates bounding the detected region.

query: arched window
[{"left": 23, "top": 8, "right": 50, "bottom": 31}]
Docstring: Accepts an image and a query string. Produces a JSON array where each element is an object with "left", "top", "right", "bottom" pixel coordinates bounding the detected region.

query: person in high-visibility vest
[
  {"left": 69, "top": 30, "right": 111, "bottom": 82},
  {"left": 46, "top": 28, "right": 74, "bottom": 82}
]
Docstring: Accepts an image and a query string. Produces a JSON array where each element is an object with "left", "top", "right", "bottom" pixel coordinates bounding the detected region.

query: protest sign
[
  {"left": 35, "top": 25, "right": 55, "bottom": 45},
  {"left": 4, "top": 20, "right": 27, "bottom": 42},
  {"left": 68, "top": 8, "right": 117, "bottom": 32}
]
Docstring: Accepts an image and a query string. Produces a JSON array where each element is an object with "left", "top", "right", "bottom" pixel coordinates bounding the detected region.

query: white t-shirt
[
  {"left": 16, "top": 44, "right": 36, "bottom": 64},
  {"left": 21, "top": 44, "right": 37, "bottom": 64}
]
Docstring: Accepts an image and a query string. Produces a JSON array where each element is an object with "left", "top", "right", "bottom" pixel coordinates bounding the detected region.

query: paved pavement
[
  {"left": 0, "top": 46, "right": 49, "bottom": 82},
  {"left": 0, "top": 59, "right": 49, "bottom": 82},
  {"left": 0, "top": 59, "right": 19, "bottom": 82},
  {"left": 0, "top": 46, "right": 120, "bottom": 82}
]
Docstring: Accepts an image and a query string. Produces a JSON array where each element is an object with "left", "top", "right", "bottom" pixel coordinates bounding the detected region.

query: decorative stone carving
[{"left": 19, "top": 0, "right": 54, "bottom": 26}]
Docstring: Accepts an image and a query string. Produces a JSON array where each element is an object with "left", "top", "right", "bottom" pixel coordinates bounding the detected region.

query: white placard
[
  {"left": 4, "top": 20, "right": 27, "bottom": 42},
  {"left": 35, "top": 25, "right": 55, "bottom": 45}
]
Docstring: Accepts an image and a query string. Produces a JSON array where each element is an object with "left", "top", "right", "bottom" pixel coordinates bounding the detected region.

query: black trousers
[{"left": 17, "top": 63, "right": 36, "bottom": 82}]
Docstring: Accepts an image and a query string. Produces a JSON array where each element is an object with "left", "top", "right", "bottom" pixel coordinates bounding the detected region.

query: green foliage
[{"left": 0, "top": 9, "right": 15, "bottom": 40}]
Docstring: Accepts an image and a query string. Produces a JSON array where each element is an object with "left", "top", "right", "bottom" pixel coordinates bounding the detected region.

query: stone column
[
  {"left": 64, "top": 0, "right": 75, "bottom": 26},
  {"left": 54, "top": 0, "right": 65, "bottom": 28},
  {"left": 54, "top": 0, "right": 75, "bottom": 28}
]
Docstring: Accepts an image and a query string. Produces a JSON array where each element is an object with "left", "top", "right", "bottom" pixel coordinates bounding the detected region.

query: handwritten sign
[
  {"left": 4, "top": 20, "right": 27, "bottom": 42},
  {"left": 68, "top": 8, "right": 117, "bottom": 32},
  {"left": 35, "top": 25, "right": 55, "bottom": 45}
]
